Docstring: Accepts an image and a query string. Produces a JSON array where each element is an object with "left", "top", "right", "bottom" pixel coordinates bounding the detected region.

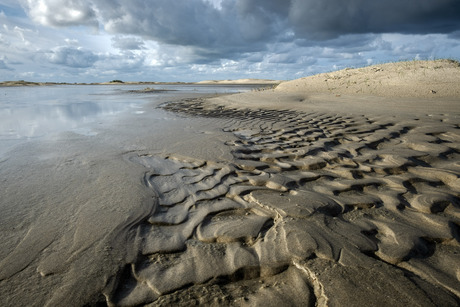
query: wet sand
[{"left": 1, "top": 60, "right": 459, "bottom": 306}]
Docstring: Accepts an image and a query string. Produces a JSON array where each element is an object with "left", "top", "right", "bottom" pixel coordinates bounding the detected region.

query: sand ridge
[{"left": 88, "top": 95, "right": 460, "bottom": 306}]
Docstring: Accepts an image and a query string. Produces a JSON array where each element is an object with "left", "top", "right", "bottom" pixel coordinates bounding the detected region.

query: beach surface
[
  {"left": 1, "top": 60, "right": 459, "bottom": 306},
  {"left": 196, "top": 79, "right": 280, "bottom": 85}
]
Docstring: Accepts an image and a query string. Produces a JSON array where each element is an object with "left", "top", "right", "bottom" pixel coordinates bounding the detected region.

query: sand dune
[
  {"left": 277, "top": 59, "right": 460, "bottom": 98},
  {"left": 1, "top": 60, "right": 459, "bottom": 306}
]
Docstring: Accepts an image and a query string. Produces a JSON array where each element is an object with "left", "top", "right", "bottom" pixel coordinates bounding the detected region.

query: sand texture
[
  {"left": 0, "top": 61, "right": 459, "bottom": 306},
  {"left": 149, "top": 97, "right": 460, "bottom": 306}
]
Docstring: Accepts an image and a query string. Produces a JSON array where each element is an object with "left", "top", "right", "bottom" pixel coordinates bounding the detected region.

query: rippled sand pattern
[{"left": 111, "top": 99, "right": 460, "bottom": 306}]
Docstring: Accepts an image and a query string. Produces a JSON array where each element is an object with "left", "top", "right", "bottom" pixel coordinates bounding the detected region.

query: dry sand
[{"left": 1, "top": 60, "right": 459, "bottom": 306}]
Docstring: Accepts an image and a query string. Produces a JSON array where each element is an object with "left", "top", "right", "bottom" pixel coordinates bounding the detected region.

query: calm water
[{"left": 0, "top": 84, "right": 254, "bottom": 154}]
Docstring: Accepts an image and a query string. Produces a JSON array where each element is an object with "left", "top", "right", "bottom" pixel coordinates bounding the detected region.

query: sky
[{"left": 0, "top": 0, "right": 459, "bottom": 82}]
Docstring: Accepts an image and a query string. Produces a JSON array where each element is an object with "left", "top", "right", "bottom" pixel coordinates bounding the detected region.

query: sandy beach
[{"left": 1, "top": 60, "right": 459, "bottom": 306}]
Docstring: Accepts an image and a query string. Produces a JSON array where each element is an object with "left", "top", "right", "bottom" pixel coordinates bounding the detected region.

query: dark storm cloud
[
  {"left": 98, "top": 0, "right": 220, "bottom": 45},
  {"left": 45, "top": 46, "right": 98, "bottom": 68},
  {"left": 95, "top": 0, "right": 284, "bottom": 56},
  {"left": 20, "top": 0, "right": 460, "bottom": 52},
  {"left": 286, "top": 0, "right": 460, "bottom": 39}
]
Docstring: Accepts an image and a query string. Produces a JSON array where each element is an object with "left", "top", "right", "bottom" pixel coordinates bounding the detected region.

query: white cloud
[
  {"left": 20, "top": 0, "right": 98, "bottom": 28},
  {"left": 203, "top": 0, "right": 223, "bottom": 10},
  {"left": 65, "top": 38, "right": 79, "bottom": 46}
]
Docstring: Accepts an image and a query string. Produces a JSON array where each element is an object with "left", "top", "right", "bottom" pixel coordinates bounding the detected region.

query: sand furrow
[{"left": 102, "top": 100, "right": 460, "bottom": 305}]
